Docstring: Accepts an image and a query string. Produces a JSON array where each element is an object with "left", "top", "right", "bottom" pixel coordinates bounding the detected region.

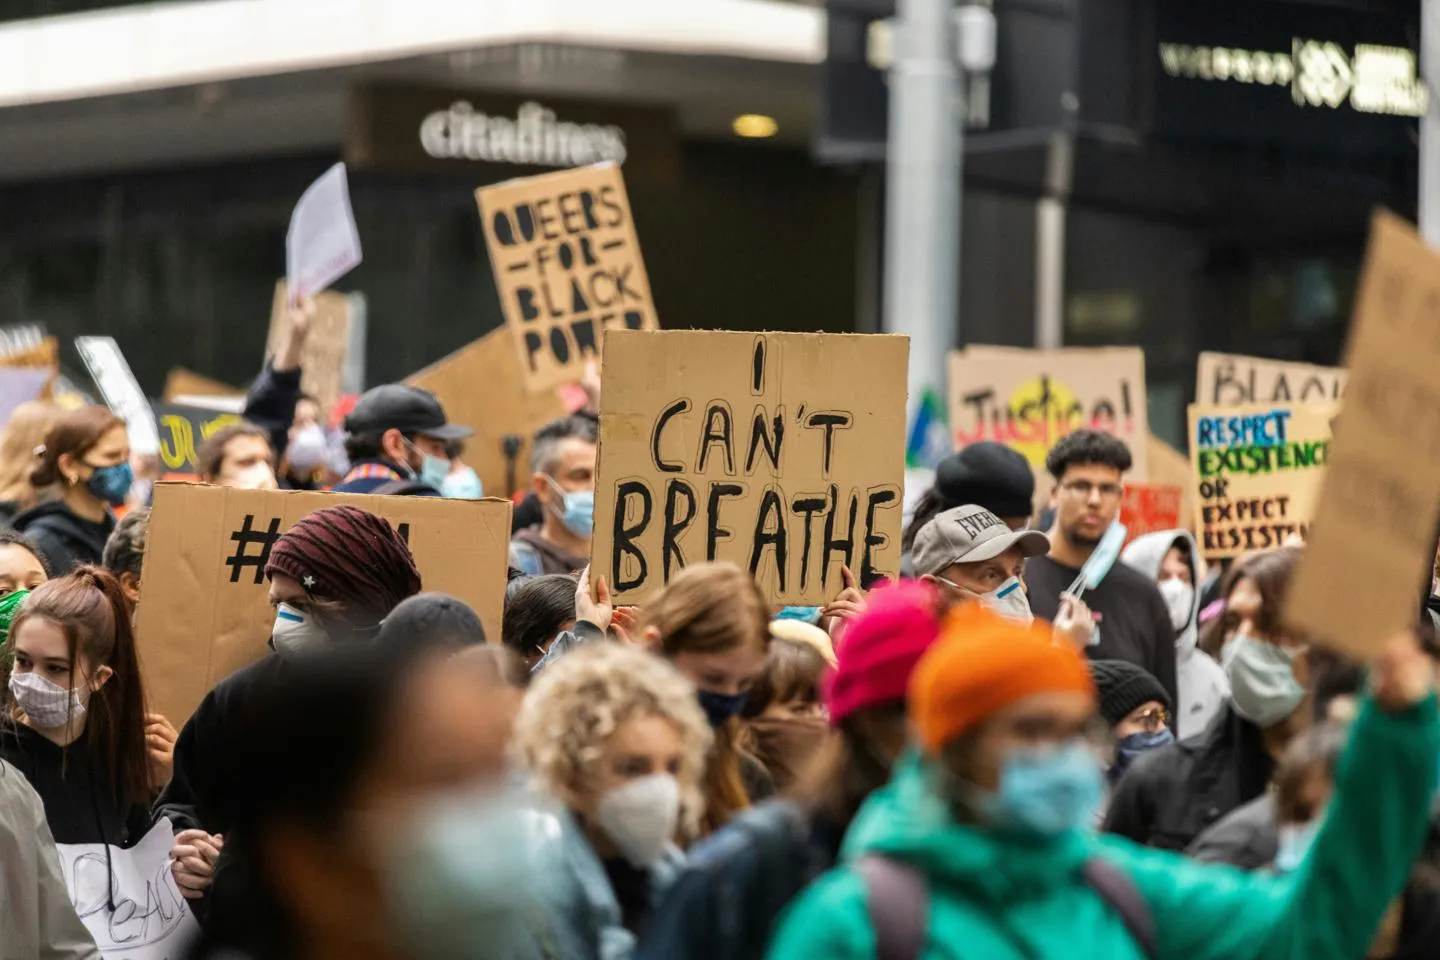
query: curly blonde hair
[{"left": 512, "top": 642, "right": 714, "bottom": 837}]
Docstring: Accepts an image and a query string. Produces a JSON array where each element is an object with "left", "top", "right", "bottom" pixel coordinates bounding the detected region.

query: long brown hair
[
  {"left": 1198, "top": 547, "right": 1302, "bottom": 659},
  {"left": 3, "top": 566, "right": 150, "bottom": 807},
  {"left": 0, "top": 400, "right": 62, "bottom": 508},
  {"left": 646, "top": 562, "right": 771, "bottom": 835},
  {"left": 31, "top": 405, "right": 124, "bottom": 491}
]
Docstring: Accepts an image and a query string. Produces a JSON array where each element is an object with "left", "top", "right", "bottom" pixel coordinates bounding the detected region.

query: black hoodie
[
  {"left": 12, "top": 500, "right": 115, "bottom": 575},
  {"left": 0, "top": 720, "right": 148, "bottom": 847}
]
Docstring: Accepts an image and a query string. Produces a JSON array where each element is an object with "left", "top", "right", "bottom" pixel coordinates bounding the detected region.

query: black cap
[
  {"left": 934, "top": 442, "right": 1035, "bottom": 519},
  {"left": 343, "top": 385, "right": 472, "bottom": 441}
]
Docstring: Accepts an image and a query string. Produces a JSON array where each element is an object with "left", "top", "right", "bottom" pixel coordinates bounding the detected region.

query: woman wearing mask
[
  {"left": 512, "top": 641, "right": 713, "bottom": 959},
  {"left": 15, "top": 406, "right": 131, "bottom": 574},
  {"left": 739, "top": 636, "right": 830, "bottom": 792},
  {"left": 0, "top": 568, "right": 159, "bottom": 849},
  {"left": 641, "top": 562, "right": 774, "bottom": 833},
  {"left": 0, "top": 400, "right": 61, "bottom": 527},
  {"left": 1105, "top": 547, "right": 1308, "bottom": 850},
  {"left": 639, "top": 581, "right": 944, "bottom": 960},
  {"left": 768, "top": 605, "right": 1440, "bottom": 960}
]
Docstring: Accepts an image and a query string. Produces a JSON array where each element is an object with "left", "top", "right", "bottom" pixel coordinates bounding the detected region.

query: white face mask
[
  {"left": 287, "top": 424, "right": 330, "bottom": 474},
  {"left": 594, "top": 773, "right": 680, "bottom": 868},
  {"left": 271, "top": 603, "right": 330, "bottom": 656},
  {"left": 9, "top": 671, "right": 87, "bottom": 729},
  {"left": 940, "top": 575, "right": 1034, "bottom": 627},
  {"left": 232, "top": 462, "right": 279, "bottom": 491},
  {"left": 1158, "top": 577, "right": 1194, "bottom": 632}
]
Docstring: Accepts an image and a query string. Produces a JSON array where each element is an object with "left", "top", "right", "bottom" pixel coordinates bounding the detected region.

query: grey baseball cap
[{"left": 911, "top": 504, "right": 1051, "bottom": 577}]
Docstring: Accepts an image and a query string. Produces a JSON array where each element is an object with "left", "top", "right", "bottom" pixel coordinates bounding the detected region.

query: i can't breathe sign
[{"left": 477, "top": 162, "right": 658, "bottom": 393}]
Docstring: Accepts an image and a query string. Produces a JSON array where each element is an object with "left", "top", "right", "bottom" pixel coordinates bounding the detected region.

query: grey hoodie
[{"left": 1121, "top": 530, "right": 1230, "bottom": 740}]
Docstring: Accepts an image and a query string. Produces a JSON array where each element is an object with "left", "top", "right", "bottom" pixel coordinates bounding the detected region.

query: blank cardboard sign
[
  {"left": 1196, "top": 352, "right": 1347, "bottom": 406},
  {"left": 592, "top": 330, "right": 909, "bottom": 605},
  {"left": 136, "top": 484, "right": 512, "bottom": 724},
  {"left": 1287, "top": 212, "right": 1440, "bottom": 659},
  {"left": 266, "top": 281, "right": 352, "bottom": 420},
  {"left": 477, "top": 162, "right": 657, "bottom": 394},
  {"left": 1189, "top": 402, "right": 1335, "bottom": 560},
  {"left": 407, "top": 327, "right": 567, "bottom": 501}
]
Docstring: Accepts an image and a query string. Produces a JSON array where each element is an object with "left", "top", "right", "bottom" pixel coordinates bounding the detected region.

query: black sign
[{"left": 152, "top": 403, "right": 242, "bottom": 476}]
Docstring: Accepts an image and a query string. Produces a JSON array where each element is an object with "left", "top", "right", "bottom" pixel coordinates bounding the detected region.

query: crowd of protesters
[{"left": 1, "top": 304, "right": 1437, "bottom": 960}]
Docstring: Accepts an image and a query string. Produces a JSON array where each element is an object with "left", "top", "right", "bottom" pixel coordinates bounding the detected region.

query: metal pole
[
  {"left": 883, "top": 0, "right": 960, "bottom": 409},
  {"left": 1034, "top": 132, "right": 1072, "bottom": 349},
  {"left": 1422, "top": 0, "right": 1440, "bottom": 245}
]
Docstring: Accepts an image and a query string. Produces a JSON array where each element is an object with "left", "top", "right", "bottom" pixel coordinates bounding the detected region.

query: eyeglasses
[
  {"left": 1060, "top": 480, "right": 1124, "bottom": 500},
  {"left": 1131, "top": 707, "right": 1169, "bottom": 733}
]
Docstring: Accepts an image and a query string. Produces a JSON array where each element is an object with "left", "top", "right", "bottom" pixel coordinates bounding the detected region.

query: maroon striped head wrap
[{"left": 265, "top": 505, "right": 422, "bottom": 625}]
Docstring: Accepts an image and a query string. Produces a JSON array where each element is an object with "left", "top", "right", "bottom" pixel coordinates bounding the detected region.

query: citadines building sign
[{"left": 347, "top": 85, "right": 679, "bottom": 184}]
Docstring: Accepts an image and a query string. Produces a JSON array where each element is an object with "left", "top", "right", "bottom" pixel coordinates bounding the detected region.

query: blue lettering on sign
[{"left": 1196, "top": 410, "right": 1292, "bottom": 449}]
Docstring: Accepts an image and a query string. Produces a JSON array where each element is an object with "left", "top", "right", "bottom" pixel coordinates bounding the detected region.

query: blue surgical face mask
[
  {"left": 697, "top": 688, "right": 748, "bottom": 727},
  {"left": 85, "top": 461, "right": 133, "bottom": 507},
  {"left": 546, "top": 477, "right": 594, "bottom": 538},
  {"left": 1223, "top": 633, "right": 1306, "bottom": 728},
  {"left": 970, "top": 740, "right": 1104, "bottom": 839},
  {"left": 1275, "top": 817, "right": 1322, "bottom": 873},
  {"left": 1111, "top": 728, "right": 1174, "bottom": 782},
  {"left": 405, "top": 440, "right": 452, "bottom": 491},
  {"left": 441, "top": 466, "right": 484, "bottom": 500}
]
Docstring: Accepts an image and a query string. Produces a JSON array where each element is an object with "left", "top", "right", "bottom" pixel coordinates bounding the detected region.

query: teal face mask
[
  {"left": 1222, "top": 634, "right": 1305, "bottom": 728},
  {"left": 545, "top": 477, "right": 594, "bottom": 537},
  {"left": 1275, "top": 817, "right": 1322, "bottom": 873},
  {"left": 970, "top": 740, "right": 1104, "bottom": 839},
  {"left": 441, "top": 467, "right": 484, "bottom": 500},
  {"left": 404, "top": 439, "right": 452, "bottom": 491}
]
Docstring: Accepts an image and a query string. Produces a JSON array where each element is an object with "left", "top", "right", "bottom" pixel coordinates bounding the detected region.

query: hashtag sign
[{"left": 226, "top": 514, "right": 283, "bottom": 585}]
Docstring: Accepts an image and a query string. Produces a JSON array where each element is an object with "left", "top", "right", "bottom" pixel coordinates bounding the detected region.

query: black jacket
[
  {"left": 13, "top": 501, "right": 114, "bottom": 575},
  {"left": 1102, "top": 701, "right": 1274, "bottom": 851},
  {"left": 1186, "top": 793, "right": 1278, "bottom": 870},
  {"left": 0, "top": 720, "right": 149, "bottom": 847},
  {"left": 242, "top": 362, "right": 301, "bottom": 468}
]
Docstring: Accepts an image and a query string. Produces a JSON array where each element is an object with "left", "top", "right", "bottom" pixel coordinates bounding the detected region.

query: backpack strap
[
  {"left": 857, "top": 856, "right": 928, "bottom": 960},
  {"left": 1082, "top": 858, "right": 1156, "bottom": 958}
]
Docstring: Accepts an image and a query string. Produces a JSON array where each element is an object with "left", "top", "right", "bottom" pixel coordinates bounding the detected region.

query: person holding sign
[
  {"left": 334, "top": 385, "right": 472, "bottom": 495},
  {"left": 1025, "top": 430, "right": 1179, "bottom": 709},
  {"left": 14, "top": 406, "right": 132, "bottom": 575},
  {"left": 510, "top": 414, "right": 597, "bottom": 577}
]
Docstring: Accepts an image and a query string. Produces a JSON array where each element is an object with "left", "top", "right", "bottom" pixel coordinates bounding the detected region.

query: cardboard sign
[
  {"left": 162, "top": 367, "right": 242, "bottom": 403},
  {"left": 287, "top": 162, "right": 363, "bottom": 298},
  {"left": 1288, "top": 213, "right": 1440, "bottom": 658},
  {"left": 592, "top": 330, "right": 908, "bottom": 605},
  {"left": 949, "top": 346, "right": 1150, "bottom": 484},
  {"left": 477, "top": 162, "right": 658, "bottom": 393},
  {"left": 1120, "top": 483, "right": 1185, "bottom": 544},
  {"left": 266, "top": 281, "right": 352, "bottom": 420},
  {"left": 56, "top": 819, "right": 200, "bottom": 960},
  {"left": 407, "top": 327, "right": 566, "bottom": 500},
  {"left": 1197, "top": 351, "right": 1347, "bottom": 406},
  {"left": 74, "top": 336, "right": 160, "bottom": 455},
  {"left": 152, "top": 403, "right": 244, "bottom": 477},
  {"left": 1189, "top": 402, "right": 1334, "bottom": 560},
  {"left": 136, "top": 484, "right": 512, "bottom": 724}
]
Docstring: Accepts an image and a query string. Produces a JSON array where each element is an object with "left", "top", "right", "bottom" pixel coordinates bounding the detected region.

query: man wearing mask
[
  {"left": 154, "top": 505, "right": 422, "bottom": 935},
  {"left": 197, "top": 423, "right": 278, "bottom": 490},
  {"left": 911, "top": 504, "right": 1094, "bottom": 649},
  {"left": 900, "top": 442, "right": 1036, "bottom": 577},
  {"left": 1026, "top": 430, "right": 1178, "bottom": 709},
  {"left": 1121, "top": 530, "right": 1228, "bottom": 739},
  {"left": 334, "top": 385, "right": 472, "bottom": 495},
  {"left": 509, "top": 415, "right": 596, "bottom": 576}
]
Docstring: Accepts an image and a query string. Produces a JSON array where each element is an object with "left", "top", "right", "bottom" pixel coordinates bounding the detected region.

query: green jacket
[{"left": 767, "top": 695, "right": 1440, "bottom": 960}]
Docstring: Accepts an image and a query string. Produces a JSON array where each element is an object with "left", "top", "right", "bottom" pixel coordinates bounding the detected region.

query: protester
[
  {"left": 334, "top": 384, "right": 472, "bottom": 494},
  {"left": 1104, "top": 547, "right": 1311, "bottom": 850},
  {"left": 101, "top": 507, "right": 147, "bottom": 612},
  {"left": 509, "top": 414, "right": 597, "bottom": 576},
  {"left": 639, "top": 581, "right": 944, "bottom": 960},
  {"left": 1024, "top": 430, "right": 1179, "bottom": 706},
  {"left": 377, "top": 591, "right": 486, "bottom": 651},
  {"left": 185, "top": 633, "right": 521, "bottom": 960},
  {"left": 241, "top": 294, "right": 313, "bottom": 474},
  {"left": 739, "top": 636, "right": 830, "bottom": 792},
  {"left": 502, "top": 572, "right": 578, "bottom": 670},
  {"left": 766, "top": 603, "right": 1440, "bottom": 960},
  {"left": 0, "top": 527, "right": 48, "bottom": 598},
  {"left": 902, "top": 441, "right": 1036, "bottom": 564},
  {"left": 155, "top": 504, "right": 422, "bottom": 923},
  {"left": 14, "top": 406, "right": 130, "bottom": 574},
  {"left": 910, "top": 503, "right": 1095, "bottom": 648},
  {"left": 0, "top": 399, "right": 61, "bottom": 527},
  {"left": 281, "top": 393, "right": 345, "bottom": 489},
  {"left": 1089, "top": 659, "right": 1173, "bottom": 787},
  {"left": 511, "top": 641, "right": 713, "bottom": 958},
  {"left": 640, "top": 562, "right": 774, "bottom": 833},
  {"left": 0, "top": 759, "right": 101, "bottom": 960},
  {"left": 1121, "top": 529, "right": 1227, "bottom": 738},
  {"left": 196, "top": 422, "right": 278, "bottom": 490},
  {"left": 0, "top": 569, "right": 163, "bottom": 849}
]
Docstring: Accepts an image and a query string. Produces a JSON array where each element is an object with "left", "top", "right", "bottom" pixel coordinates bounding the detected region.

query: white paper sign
[
  {"left": 55, "top": 818, "right": 200, "bottom": 960},
  {"left": 286, "top": 162, "right": 363, "bottom": 298},
  {"left": 75, "top": 336, "right": 160, "bottom": 455}
]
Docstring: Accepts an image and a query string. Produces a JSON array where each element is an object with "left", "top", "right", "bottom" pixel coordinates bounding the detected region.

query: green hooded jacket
[{"left": 767, "top": 695, "right": 1440, "bottom": 960}]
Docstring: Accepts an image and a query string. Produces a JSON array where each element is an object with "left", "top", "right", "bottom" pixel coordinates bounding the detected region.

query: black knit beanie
[
  {"left": 378, "top": 592, "right": 486, "bottom": 652},
  {"left": 1089, "top": 659, "right": 1172, "bottom": 729}
]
